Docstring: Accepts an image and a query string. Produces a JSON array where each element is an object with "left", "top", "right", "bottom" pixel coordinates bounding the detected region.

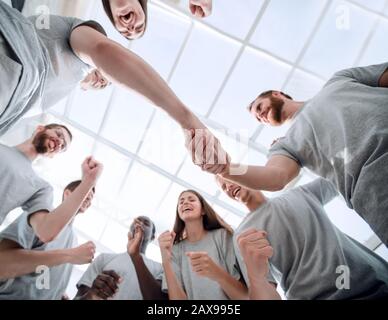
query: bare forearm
[
  {"left": 162, "top": 261, "right": 187, "bottom": 300},
  {"left": 0, "top": 249, "right": 70, "bottom": 280},
  {"left": 94, "top": 41, "right": 205, "bottom": 130},
  {"left": 222, "top": 164, "right": 292, "bottom": 192},
  {"left": 379, "top": 69, "right": 388, "bottom": 87},
  {"left": 213, "top": 268, "right": 248, "bottom": 300},
  {"left": 248, "top": 278, "right": 281, "bottom": 300},
  {"left": 131, "top": 254, "right": 168, "bottom": 300},
  {"left": 32, "top": 181, "right": 94, "bottom": 243}
]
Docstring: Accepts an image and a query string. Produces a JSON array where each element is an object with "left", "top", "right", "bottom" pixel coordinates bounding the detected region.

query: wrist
[{"left": 129, "top": 251, "right": 142, "bottom": 260}]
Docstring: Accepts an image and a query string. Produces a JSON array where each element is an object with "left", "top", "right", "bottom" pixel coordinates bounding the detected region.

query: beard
[
  {"left": 32, "top": 132, "right": 50, "bottom": 154},
  {"left": 269, "top": 97, "right": 285, "bottom": 125}
]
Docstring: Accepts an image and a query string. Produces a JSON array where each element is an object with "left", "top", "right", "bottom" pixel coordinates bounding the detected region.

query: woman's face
[
  {"left": 177, "top": 192, "right": 203, "bottom": 222},
  {"left": 109, "top": 0, "right": 146, "bottom": 40}
]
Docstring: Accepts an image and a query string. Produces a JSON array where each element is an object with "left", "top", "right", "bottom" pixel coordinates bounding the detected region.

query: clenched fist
[
  {"left": 237, "top": 229, "right": 273, "bottom": 280},
  {"left": 158, "top": 231, "right": 176, "bottom": 262},
  {"left": 68, "top": 241, "right": 96, "bottom": 265},
  {"left": 82, "top": 156, "right": 103, "bottom": 186}
]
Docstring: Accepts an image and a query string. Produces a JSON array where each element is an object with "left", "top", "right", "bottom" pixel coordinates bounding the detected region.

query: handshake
[{"left": 184, "top": 128, "right": 231, "bottom": 176}]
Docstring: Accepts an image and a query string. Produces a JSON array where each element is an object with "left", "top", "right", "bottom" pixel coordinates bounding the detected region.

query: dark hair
[
  {"left": 137, "top": 215, "right": 156, "bottom": 241},
  {"left": 248, "top": 90, "right": 293, "bottom": 112},
  {"left": 63, "top": 180, "right": 96, "bottom": 201},
  {"left": 44, "top": 123, "right": 73, "bottom": 142},
  {"left": 173, "top": 190, "right": 233, "bottom": 244},
  {"left": 102, "top": 0, "right": 148, "bottom": 39}
]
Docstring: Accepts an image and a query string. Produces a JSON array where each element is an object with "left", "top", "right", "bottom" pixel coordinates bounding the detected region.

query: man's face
[
  {"left": 79, "top": 190, "right": 95, "bottom": 213},
  {"left": 130, "top": 216, "right": 154, "bottom": 244},
  {"left": 80, "top": 69, "right": 110, "bottom": 91},
  {"left": 32, "top": 126, "right": 71, "bottom": 157},
  {"left": 216, "top": 176, "right": 251, "bottom": 204},
  {"left": 249, "top": 95, "right": 285, "bottom": 126},
  {"left": 62, "top": 189, "right": 94, "bottom": 214}
]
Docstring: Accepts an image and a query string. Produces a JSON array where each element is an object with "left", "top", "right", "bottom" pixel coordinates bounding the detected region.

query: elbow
[{"left": 33, "top": 225, "right": 59, "bottom": 244}]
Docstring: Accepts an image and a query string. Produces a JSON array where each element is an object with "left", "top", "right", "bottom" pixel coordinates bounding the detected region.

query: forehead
[{"left": 179, "top": 192, "right": 198, "bottom": 200}]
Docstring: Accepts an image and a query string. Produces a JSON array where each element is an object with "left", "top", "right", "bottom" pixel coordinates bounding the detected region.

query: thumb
[{"left": 171, "top": 231, "right": 176, "bottom": 242}]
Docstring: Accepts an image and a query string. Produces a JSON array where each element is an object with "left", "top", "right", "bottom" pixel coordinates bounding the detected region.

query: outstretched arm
[
  {"left": 0, "top": 239, "right": 95, "bottom": 280},
  {"left": 220, "top": 155, "right": 301, "bottom": 192},
  {"left": 70, "top": 26, "right": 204, "bottom": 131},
  {"left": 29, "top": 157, "right": 102, "bottom": 244}
]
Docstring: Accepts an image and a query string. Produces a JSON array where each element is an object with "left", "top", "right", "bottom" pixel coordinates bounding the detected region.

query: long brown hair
[
  {"left": 173, "top": 190, "right": 233, "bottom": 244},
  {"left": 101, "top": 0, "right": 148, "bottom": 39}
]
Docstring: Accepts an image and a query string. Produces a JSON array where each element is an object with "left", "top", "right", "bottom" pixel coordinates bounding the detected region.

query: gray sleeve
[
  {"left": 21, "top": 183, "right": 54, "bottom": 215},
  {"left": 329, "top": 62, "right": 388, "bottom": 87},
  {"left": 70, "top": 18, "right": 107, "bottom": 37},
  {"left": 268, "top": 138, "right": 303, "bottom": 166},
  {"left": 76, "top": 254, "right": 108, "bottom": 289},
  {"left": 0, "top": 213, "right": 41, "bottom": 249},
  {"left": 301, "top": 178, "right": 339, "bottom": 205},
  {"left": 161, "top": 246, "right": 184, "bottom": 293}
]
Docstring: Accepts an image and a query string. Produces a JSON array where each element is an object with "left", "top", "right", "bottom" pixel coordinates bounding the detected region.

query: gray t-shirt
[
  {"left": 0, "top": 144, "right": 53, "bottom": 225},
  {"left": 77, "top": 252, "right": 163, "bottom": 300},
  {"left": 27, "top": 15, "right": 107, "bottom": 111},
  {"left": 162, "top": 228, "right": 242, "bottom": 300},
  {"left": 269, "top": 63, "right": 388, "bottom": 245},
  {"left": 0, "top": 212, "right": 76, "bottom": 300},
  {"left": 0, "top": 1, "right": 106, "bottom": 135},
  {"left": 235, "top": 179, "right": 388, "bottom": 300}
]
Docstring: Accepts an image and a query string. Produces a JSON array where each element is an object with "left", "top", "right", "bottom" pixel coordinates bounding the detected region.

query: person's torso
[
  {"left": 235, "top": 187, "right": 388, "bottom": 300},
  {"left": 173, "top": 229, "right": 233, "bottom": 300},
  {"left": 27, "top": 15, "right": 89, "bottom": 110},
  {"left": 0, "top": 144, "right": 50, "bottom": 224},
  {"left": 289, "top": 79, "right": 388, "bottom": 209},
  {"left": 0, "top": 226, "right": 75, "bottom": 300},
  {"left": 100, "top": 253, "right": 162, "bottom": 300}
]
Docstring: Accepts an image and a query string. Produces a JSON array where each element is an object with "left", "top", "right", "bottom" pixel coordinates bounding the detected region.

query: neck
[
  {"left": 185, "top": 220, "right": 207, "bottom": 242},
  {"left": 15, "top": 140, "right": 38, "bottom": 161},
  {"left": 282, "top": 100, "right": 304, "bottom": 122},
  {"left": 244, "top": 192, "right": 267, "bottom": 212}
]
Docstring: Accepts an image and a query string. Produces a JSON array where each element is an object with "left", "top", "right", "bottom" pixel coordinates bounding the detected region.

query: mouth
[
  {"left": 182, "top": 207, "right": 193, "bottom": 214},
  {"left": 48, "top": 139, "right": 57, "bottom": 152},
  {"left": 232, "top": 187, "right": 241, "bottom": 199},
  {"left": 122, "top": 11, "right": 135, "bottom": 25}
]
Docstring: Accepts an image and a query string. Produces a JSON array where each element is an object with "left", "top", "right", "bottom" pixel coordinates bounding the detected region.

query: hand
[
  {"left": 184, "top": 128, "right": 231, "bottom": 175},
  {"left": 81, "top": 156, "right": 103, "bottom": 186},
  {"left": 186, "top": 251, "right": 221, "bottom": 280},
  {"left": 158, "top": 231, "right": 176, "bottom": 262},
  {"left": 189, "top": 0, "right": 212, "bottom": 18},
  {"left": 237, "top": 229, "right": 273, "bottom": 280},
  {"left": 127, "top": 222, "right": 144, "bottom": 257},
  {"left": 67, "top": 241, "right": 96, "bottom": 265},
  {"left": 88, "top": 270, "right": 122, "bottom": 300}
]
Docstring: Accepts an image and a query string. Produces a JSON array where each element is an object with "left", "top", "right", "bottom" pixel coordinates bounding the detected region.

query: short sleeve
[
  {"left": 269, "top": 139, "right": 302, "bottom": 165},
  {"left": 76, "top": 254, "right": 110, "bottom": 289},
  {"left": 0, "top": 213, "right": 42, "bottom": 249},
  {"left": 161, "top": 246, "right": 184, "bottom": 293},
  {"left": 328, "top": 62, "right": 388, "bottom": 87},
  {"left": 21, "top": 183, "right": 54, "bottom": 215},
  {"left": 70, "top": 18, "right": 107, "bottom": 37},
  {"left": 301, "top": 178, "right": 339, "bottom": 205}
]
